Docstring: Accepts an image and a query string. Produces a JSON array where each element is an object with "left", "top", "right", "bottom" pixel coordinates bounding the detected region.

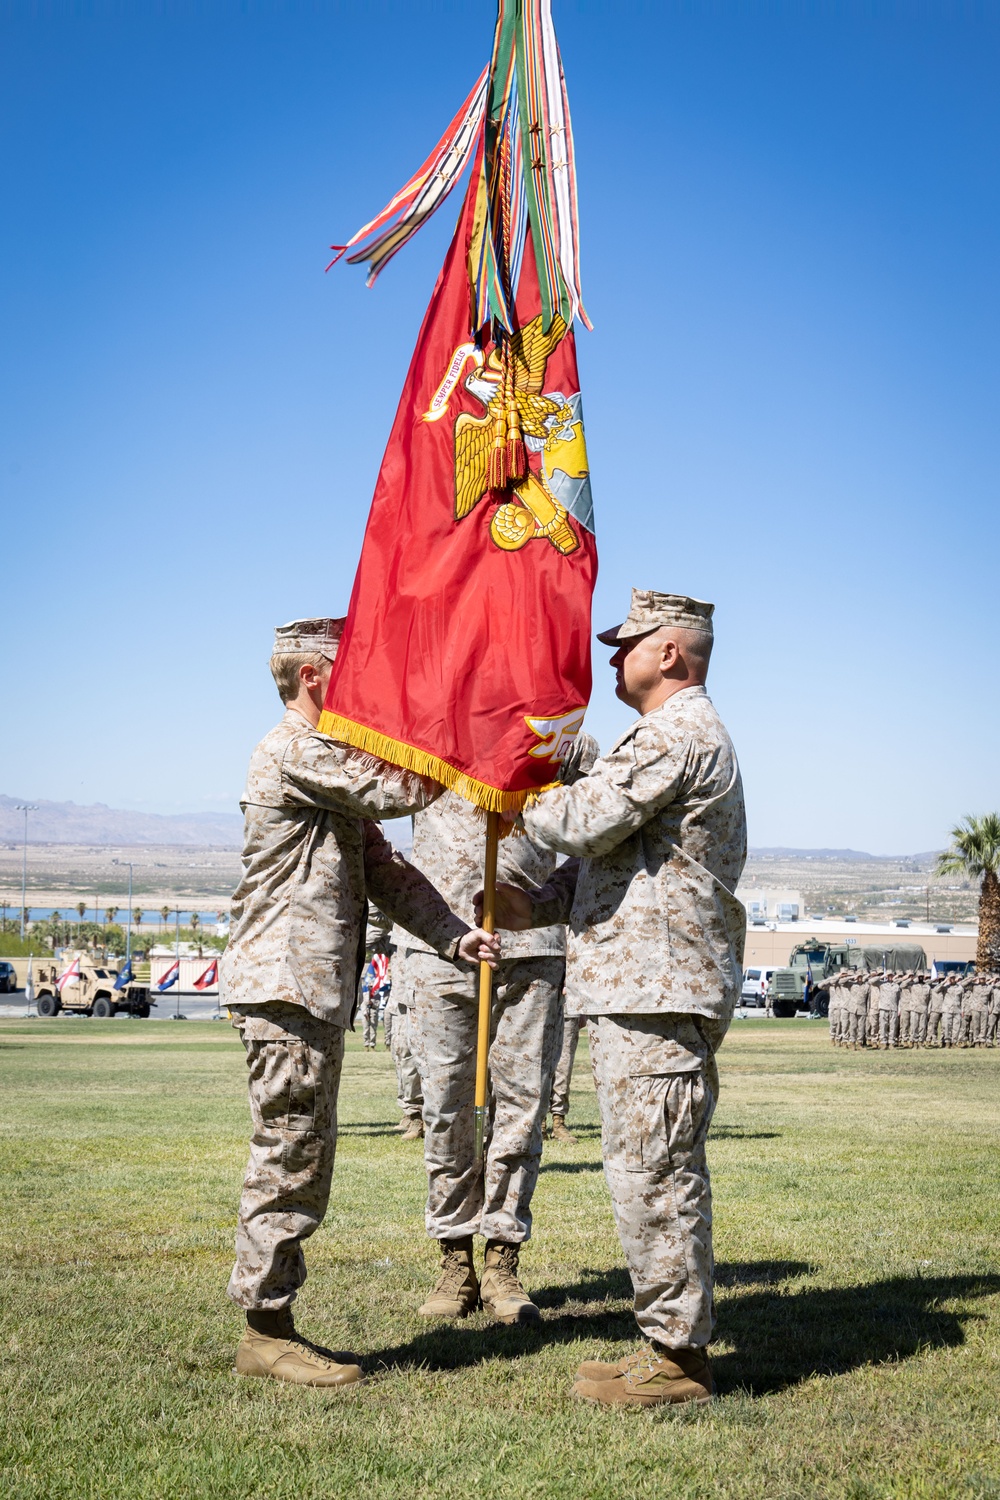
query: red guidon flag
[{"left": 321, "top": 153, "right": 597, "bottom": 811}]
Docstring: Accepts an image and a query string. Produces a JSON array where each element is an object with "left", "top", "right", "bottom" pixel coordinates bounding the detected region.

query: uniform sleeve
[
  {"left": 558, "top": 731, "right": 601, "bottom": 785},
  {"left": 522, "top": 858, "right": 580, "bottom": 928},
  {"left": 521, "top": 720, "right": 693, "bottom": 858},
  {"left": 362, "top": 821, "right": 469, "bottom": 959},
  {"left": 282, "top": 733, "right": 443, "bottom": 819}
]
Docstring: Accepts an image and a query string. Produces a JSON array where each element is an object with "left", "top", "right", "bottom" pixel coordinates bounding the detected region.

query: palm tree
[
  {"left": 190, "top": 912, "right": 202, "bottom": 957},
  {"left": 160, "top": 905, "right": 170, "bottom": 934},
  {"left": 76, "top": 901, "right": 86, "bottom": 924},
  {"left": 105, "top": 907, "right": 119, "bottom": 927},
  {"left": 134, "top": 909, "right": 144, "bottom": 930},
  {"left": 936, "top": 814, "right": 1000, "bottom": 971}
]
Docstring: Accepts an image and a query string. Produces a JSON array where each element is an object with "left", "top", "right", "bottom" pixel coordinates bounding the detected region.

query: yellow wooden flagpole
[{"left": 474, "top": 811, "right": 500, "bottom": 1161}]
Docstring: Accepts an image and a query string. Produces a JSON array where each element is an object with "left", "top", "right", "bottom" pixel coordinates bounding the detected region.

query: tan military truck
[{"left": 34, "top": 959, "right": 153, "bottom": 1018}]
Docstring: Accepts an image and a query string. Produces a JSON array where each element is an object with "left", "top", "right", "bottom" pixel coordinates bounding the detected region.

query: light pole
[
  {"left": 111, "top": 860, "right": 135, "bottom": 965},
  {"left": 15, "top": 805, "right": 37, "bottom": 941}
]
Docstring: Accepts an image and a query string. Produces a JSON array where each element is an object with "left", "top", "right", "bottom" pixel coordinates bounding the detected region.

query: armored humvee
[
  {"left": 766, "top": 940, "right": 929, "bottom": 1018},
  {"left": 34, "top": 958, "right": 153, "bottom": 1018}
]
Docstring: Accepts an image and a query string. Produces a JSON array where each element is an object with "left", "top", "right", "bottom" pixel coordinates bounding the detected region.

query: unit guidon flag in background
[{"left": 320, "top": 0, "right": 596, "bottom": 813}]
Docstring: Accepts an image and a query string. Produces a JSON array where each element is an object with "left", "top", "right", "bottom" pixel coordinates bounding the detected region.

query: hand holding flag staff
[{"left": 327, "top": 0, "right": 595, "bottom": 1158}]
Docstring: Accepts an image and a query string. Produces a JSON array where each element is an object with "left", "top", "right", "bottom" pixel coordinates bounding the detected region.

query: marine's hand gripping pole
[{"left": 474, "top": 811, "right": 500, "bottom": 1161}]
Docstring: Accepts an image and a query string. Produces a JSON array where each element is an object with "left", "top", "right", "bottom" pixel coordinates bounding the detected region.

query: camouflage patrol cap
[
  {"left": 272, "top": 617, "right": 346, "bottom": 659},
  {"left": 597, "top": 588, "right": 715, "bottom": 646}
]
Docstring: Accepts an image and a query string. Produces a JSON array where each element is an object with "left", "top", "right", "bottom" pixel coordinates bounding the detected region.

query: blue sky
[{"left": 2, "top": 1, "right": 997, "bottom": 853}]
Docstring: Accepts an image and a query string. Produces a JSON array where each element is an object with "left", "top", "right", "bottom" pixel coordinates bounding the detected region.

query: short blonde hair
[{"left": 269, "top": 651, "right": 329, "bottom": 704}]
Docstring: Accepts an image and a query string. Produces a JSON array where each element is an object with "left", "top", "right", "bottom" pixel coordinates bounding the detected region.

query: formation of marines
[
  {"left": 825, "top": 969, "right": 1000, "bottom": 1048},
  {"left": 220, "top": 588, "right": 749, "bottom": 1408}
]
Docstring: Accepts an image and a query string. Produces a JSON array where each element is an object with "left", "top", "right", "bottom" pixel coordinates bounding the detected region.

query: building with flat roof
[{"left": 742, "top": 917, "right": 976, "bottom": 969}]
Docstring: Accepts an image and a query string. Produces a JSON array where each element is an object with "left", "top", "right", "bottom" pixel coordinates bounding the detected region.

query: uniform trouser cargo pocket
[{"left": 625, "top": 1072, "right": 710, "bottom": 1173}]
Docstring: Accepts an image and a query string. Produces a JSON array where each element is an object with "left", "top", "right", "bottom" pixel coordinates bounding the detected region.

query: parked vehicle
[
  {"left": 767, "top": 941, "right": 930, "bottom": 1018},
  {"left": 34, "top": 958, "right": 153, "bottom": 1018},
  {"left": 0, "top": 961, "right": 17, "bottom": 993},
  {"left": 930, "top": 959, "right": 974, "bottom": 979},
  {"left": 741, "top": 966, "right": 779, "bottom": 1006},
  {"left": 766, "top": 941, "right": 858, "bottom": 1018}
]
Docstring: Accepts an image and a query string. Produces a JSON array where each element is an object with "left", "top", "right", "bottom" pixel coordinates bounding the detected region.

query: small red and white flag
[
  {"left": 371, "top": 952, "right": 389, "bottom": 989},
  {"left": 57, "top": 958, "right": 82, "bottom": 992},
  {"left": 193, "top": 959, "right": 218, "bottom": 991},
  {"left": 156, "top": 960, "right": 181, "bottom": 992}
]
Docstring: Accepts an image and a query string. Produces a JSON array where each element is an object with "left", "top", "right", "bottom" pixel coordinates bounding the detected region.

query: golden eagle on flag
[{"left": 321, "top": 0, "right": 595, "bottom": 815}]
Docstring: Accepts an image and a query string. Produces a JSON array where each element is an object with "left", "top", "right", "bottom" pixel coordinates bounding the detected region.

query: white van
[{"left": 741, "top": 966, "right": 778, "bottom": 1006}]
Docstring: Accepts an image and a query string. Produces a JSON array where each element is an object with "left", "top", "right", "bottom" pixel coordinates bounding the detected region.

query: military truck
[
  {"left": 34, "top": 958, "right": 153, "bottom": 1018},
  {"left": 766, "top": 941, "right": 857, "bottom": 1018},
  {"left": 766, "top": 940, "right": 929, "bottom": 1018}
]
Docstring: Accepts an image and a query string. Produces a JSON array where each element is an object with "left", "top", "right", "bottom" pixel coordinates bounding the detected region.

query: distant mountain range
[
  {"left": 0, "top": 797, "right": 935, "bottom": 859},
  {"left": 0, "top": 795, "right": 243, "bottom": 848},
  {"left": 748, "top": 847, "right": 940, "bottom": 863}
]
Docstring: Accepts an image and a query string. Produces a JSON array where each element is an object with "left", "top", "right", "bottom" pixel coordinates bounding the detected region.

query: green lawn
[{"left": 1, "top": 1018, "right": 998, "bottom": 1500}]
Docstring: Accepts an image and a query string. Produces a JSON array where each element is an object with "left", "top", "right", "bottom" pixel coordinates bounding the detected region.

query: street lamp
[
  {"left": 15, "top": 805, "right": 37, "bottom": 941},
  {"left": 111, "top": 859, "right": 135, "bottom": 965}
]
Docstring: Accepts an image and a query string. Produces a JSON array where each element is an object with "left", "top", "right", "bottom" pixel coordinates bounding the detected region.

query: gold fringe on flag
[{"left": 317, "top": 711, "right": 537, "bottom": 816}]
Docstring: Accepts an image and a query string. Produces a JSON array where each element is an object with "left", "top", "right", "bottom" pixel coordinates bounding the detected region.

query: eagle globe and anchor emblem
[{"left": 436, "top": 314, "right": 594, "bottom": 555}]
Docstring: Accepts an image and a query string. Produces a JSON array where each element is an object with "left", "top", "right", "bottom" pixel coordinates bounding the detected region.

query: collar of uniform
[
  {"left": 284, "top": 705, "right": 317, "bottom": 732},
  {"left": 607, "top": 684, "right": 708, "bottom": 756}
]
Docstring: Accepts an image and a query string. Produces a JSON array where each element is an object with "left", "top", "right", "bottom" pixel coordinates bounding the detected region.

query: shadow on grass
[
  {"left": 364, "top": 1264, "right": 1000, "bottom": 1396},
  {"left": 538, "top": 1160, "right": 604, "bottom": 1174},
  {"left": 710, "top": 1127, "right": 782, "bottom": 1140}
]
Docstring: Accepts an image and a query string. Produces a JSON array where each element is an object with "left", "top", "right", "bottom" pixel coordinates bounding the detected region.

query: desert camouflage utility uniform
[
  {"left": 402, "top": 768, "right": 593, "bottom": 1244},
  {"left": 517, "top": 686, "right": 747, "bottom": 1351},
  {"left": 221, "top": 708, "right": 472, "bottom": 1311},
  {"left": 359, "top": 909, "right": 391, "bottom": 1047},
  {"left": 876, "top": 977, "right": 901, "bottom": 1048},
  {"left": 550, "top": 1013, "right": 585, "bottom": 1118},
  {"left": 988, "top": 979, "right": 1000, "bottom": 1046},
  {"left": 966, "top": 976, "right": 991, "bottom": 1046},
  {"left": 847, "top": 975, "right": 870, "bottom": 1048},
  {"left": 941, "top": 979, "right": 964, "bottom": 1047},
  {"left": 384, "top": 939, "right": 424, "bottom": 1123},
  {"left": 906, "top": 976, "right": 932, "bottom": 1047},
  {"left": 830, "top": 975, "right": 849, "bottom": 1045},
  {"left": 896, "top": 976, "right": 913, "bottom": 1045},
  {"left": 926, "top": 979, "right": 947, "bottom": 1046},
  {"left": 866, "top": 975, "right": 881, "bottom": 1046}
]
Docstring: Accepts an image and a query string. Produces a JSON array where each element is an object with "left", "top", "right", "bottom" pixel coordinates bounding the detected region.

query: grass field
[{"left": 1, "top": 1018, "right": 998, "bottom": 1500}]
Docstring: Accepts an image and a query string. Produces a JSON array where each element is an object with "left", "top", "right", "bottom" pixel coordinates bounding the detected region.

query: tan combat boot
[
  {"left": 550, "top": 1115, "right": 577, "bottom": 1144},
  {"left": 417, "top": 1237, "right": 480, "bottom": 1318},
  {"left": 573, "top": 1343, "right": 713, "bottom": 1407},
  {"left": 479, "top": 1240, "right": 540, "bottom": 1325},
  {"left": 401, "top": 1116, "right": 425, "bottom": 1141},
  {"left": 235, "top": 1308, "right": 364, "bottom": 1388}
]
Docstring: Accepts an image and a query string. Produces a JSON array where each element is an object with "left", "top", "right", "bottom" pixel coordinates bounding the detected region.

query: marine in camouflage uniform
[
  {"left": 866, "top": 971, "right": 881, "bottom": 1046},
  {"left": 496, "top": 590, "right": 747, "bottom": 1409},
  {"left": 941, "top": 976, "right": 964, "bottom": 1047},
  {"left": 359, "top": 909, "right": 391, "bottom": 1049},
  {"left": 988, "top": 977, "right": 1000, "bottom": 1046},
  {"left": 831, "top": 973, "right": 850, "bottom": 1046},
  {"left": 221, "top": 617, "right": 493, "bottom": 1388},
  {"left": 906, "top": 973, "right": 932, "bottom": 1047},
  {"left": 383, "top": 937, "right": 425, "bottom": 1138},
  {"left": 876, "top": 973, "right": 901, "bottom": 1049},
  {"left": 896, "top": 973, "right": 913, "bottom": 1046},
  {"left": 966, "top": 974, "right": 991, "bottom": 1047},
  {"left": 403, "top": 730, "right": 597, "bottom": 1324},
  {"left": 847, "top": 972, "right": 870, "bottom": 1048},
  {"left": 549, "top": 1011, "right": 585, "bottom": 1139},
  {"left": 926, "top": 976, "right": 948, "bottom": 1046}
]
